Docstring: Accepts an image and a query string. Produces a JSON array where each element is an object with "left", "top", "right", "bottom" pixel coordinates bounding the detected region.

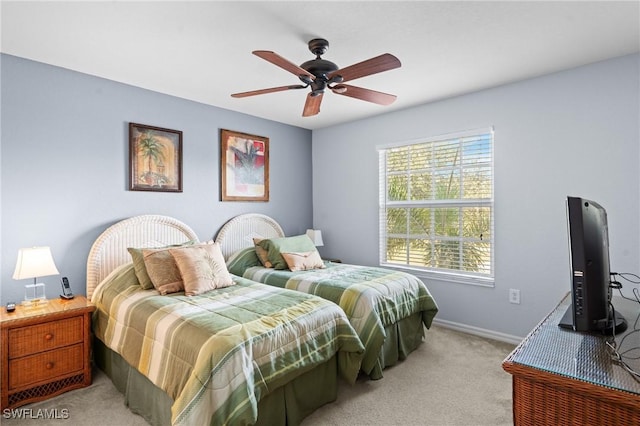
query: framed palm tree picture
[
  {"left": 220, "top": 129, "right": 269, "bottom": 201},
  {"left": 129, "top": 123, "right": 182, "bottom": 192}
]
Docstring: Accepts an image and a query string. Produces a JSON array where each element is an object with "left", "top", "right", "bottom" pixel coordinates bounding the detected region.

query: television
[{"left": 559, "top": 196, "right": 627, "bottom": 335}]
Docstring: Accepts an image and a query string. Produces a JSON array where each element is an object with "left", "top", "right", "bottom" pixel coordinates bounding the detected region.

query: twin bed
[
  {"left": 87, "top": 214, "right": 438, "bottom": 425},
  {"left": 216, "top": 213, "right": 439, "bottom": 380}
]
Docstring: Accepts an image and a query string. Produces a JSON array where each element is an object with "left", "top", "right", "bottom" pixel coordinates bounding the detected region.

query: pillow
[
  {"left": 157, "top": 282, "right": 184, "bottom": 295},
  {"left": 257, "top": 235, "right": 318, "bottom": 270},
  {"left": 93, "top": 263, "right": 141, "bottom": 303},
  {"left": 281, "top": 251, "right": 326, "bottom": 271},
  {"left": 253, "top": 238, "right": 273, "bottom": 268},
  {"left": 170, "top": 242, "right": 235, "bottom": 296},
  {"left": 226, "top": 247, "right": 261, "bottom": 276},
  {"left": 128, "top": 240, "right": 195, "bottom": 289},
  {"left": 142, "top": 247, "right": 184, "bottom": 290}
]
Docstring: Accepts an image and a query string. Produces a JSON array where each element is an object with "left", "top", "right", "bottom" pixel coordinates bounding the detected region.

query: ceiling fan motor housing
[
  {"left": 300, "top": 58, "right": 339, "bottom": 77},
  {"left": 300, "top": 39, "right": 344, "bottom": 95}
]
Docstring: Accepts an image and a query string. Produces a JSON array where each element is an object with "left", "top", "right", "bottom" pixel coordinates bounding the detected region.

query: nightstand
[{"left": 1, "top": 296, "right": 95, "bottom": 409}]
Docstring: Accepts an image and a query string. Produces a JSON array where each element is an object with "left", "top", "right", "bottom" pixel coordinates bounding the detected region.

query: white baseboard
[{"left": 432, "top": 318, "right": 523, "bottom": 346}]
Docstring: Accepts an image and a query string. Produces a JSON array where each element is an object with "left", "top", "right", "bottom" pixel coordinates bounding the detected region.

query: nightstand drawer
[
  {"left": 8, "top": 343, "right": 84, "bottom": 389},
  {"left": 8, "top": 316, "right": 83, "bottom": 358}
]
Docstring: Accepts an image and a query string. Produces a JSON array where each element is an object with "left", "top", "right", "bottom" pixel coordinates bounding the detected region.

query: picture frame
[
  {"left": 129, "top": 123, "right": 183, "bottom": 192},
  {"left": 220, "top": 129, "right": 269, "bottom": 202}
]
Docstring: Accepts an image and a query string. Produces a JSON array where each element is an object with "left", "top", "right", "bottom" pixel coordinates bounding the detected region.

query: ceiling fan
[{"left": 231, "top": 38, "right": 401, "bottom": 117}]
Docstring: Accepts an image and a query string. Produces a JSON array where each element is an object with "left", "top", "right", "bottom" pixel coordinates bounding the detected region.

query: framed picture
[
  {"left": 220, "top": 129, "right": 269, "bottom": 202},
  {"left": 129, "top": 123, "right": 182, "bottom": 192}
]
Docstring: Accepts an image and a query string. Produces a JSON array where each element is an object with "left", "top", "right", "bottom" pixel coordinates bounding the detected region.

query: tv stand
[
  {"left": 503, "top": 293, "right": 640, "bottom": 425},
  {"left": 558, "top": 303, "right": 628, "bottom": 335}
]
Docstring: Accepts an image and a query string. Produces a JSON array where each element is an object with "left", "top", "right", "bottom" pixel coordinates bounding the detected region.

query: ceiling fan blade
[
  {"left": 253, "top": 50, "right": 315, "bottom": 79},
  {"left": 328, "top": 53, "right": 401, "bottom": 83},
  {"left": 331, "top": 84, "right": 397, "bottom": 105},
  {"left": 231, "top": 85, "right": 306, "bottom": 98},
  {"left": 302, "top": 93, "right": 323, "bottom": 117}
]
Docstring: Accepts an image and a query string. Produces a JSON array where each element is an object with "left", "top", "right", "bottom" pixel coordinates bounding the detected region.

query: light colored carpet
[{"left": 1, "top": 325, "right": 515, "bottom": 426}]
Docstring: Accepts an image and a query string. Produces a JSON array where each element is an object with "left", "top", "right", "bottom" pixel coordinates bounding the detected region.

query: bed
[
  {"left": 215, "top": 213, "right": 439, "bottom": 380},
  {"left": 87, "top": 214, "right": 364, "bottom": 426}
]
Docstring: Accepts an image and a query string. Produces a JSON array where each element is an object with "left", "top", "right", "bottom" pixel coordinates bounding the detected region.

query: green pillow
[
  {"left": 258, "top": 235, "right": 317, "bottom": 270},
  {"left": 127, "top": 240, "right": 196, "bottom": 289},
  {"left": 226, "top": 247, "right": 261, "bottom": 276}
]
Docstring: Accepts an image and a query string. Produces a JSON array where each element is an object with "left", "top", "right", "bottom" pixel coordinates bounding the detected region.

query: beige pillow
[
  {"left": 157, "top": 282, "right": 184, "bottom": 295},
  {"left": 142, "top": 248, "right": 183, "bottom": 290},
  {"left": 280, "top": 251, "right": 326, "bottom": 271},
  {"left": 253, "top": 238, "right": 273, "bottom": 268},
  {"left": 170, "top": 242, "right": 235, "bottom": 296}
]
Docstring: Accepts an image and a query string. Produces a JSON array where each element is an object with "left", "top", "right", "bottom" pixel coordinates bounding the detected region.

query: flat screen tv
[{"left": 559, "top": 196, "right": 627, "bottom": 335}]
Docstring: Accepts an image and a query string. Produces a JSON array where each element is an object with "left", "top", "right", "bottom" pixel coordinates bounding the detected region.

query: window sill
[{"left": 380, "top": 263, "right": 495, "bottom": 288}]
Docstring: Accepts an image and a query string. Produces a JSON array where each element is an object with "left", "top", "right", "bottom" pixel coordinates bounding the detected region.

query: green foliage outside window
[{"left": 381, "top": 132, "right": 493, "bottom": 277}]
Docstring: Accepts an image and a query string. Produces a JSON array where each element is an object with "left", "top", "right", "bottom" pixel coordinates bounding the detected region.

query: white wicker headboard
[
  {"left": 215, "top": 213, "right": 285, "bottom": 259},
  {"left": 86, "top": 215, "right": 199, "bottom": 300}
]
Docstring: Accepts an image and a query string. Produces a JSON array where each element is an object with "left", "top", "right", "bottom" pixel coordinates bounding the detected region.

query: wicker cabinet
[
  {"left": 1, "top": 296, "right": 95, "bottom": 409},
  {"left": 503, "top": 293, "right": 640, "bottom": 425}
]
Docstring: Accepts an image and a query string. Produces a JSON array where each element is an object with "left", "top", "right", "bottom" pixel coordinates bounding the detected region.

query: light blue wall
[
  {"left": 311, "top": 54, "right": 640, "bottom": 339},
  {"left": 0, "top": 54, "right": 312, "bottom": 304}
]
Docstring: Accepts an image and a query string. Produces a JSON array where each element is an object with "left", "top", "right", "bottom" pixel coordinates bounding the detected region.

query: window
[{"left": 378, "top": 128, "right": 494, "bottom": 284}]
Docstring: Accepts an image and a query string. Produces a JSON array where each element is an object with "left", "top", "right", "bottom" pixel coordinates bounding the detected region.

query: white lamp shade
[
  {"left": 13, "top": 247, "right": 60, "bottom": 280},
  {"left": 305, "top": 229, "right": 324, "bottom": 247}
]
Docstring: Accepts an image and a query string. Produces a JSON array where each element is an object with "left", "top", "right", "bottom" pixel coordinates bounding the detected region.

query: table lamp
[
  {"left": 305, "top": 229, "right": 324, "bottom": 247},
  {"left": 12, "top": 246, "right": 60, "bottom": 306}
]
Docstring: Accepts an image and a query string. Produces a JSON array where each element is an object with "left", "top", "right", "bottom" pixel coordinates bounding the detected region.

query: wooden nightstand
[{"left": 1, "top": 296, "right": 95, "bottom": 409}]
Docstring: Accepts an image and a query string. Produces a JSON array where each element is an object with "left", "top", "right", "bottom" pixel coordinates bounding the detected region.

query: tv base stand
[{"left": 557, "top": 302, "right": 628, "bottom": 335}]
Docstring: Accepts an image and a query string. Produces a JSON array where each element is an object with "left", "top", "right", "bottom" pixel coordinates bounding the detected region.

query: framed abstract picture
[
  {"left": 220, "top": 129, "right": 269, "bottom": 201},
  {"left": 129, "top": 123, "right": 182, "bottom": 192}
]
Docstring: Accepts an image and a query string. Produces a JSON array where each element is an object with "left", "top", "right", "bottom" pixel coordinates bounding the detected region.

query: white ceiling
[{"left": 1, "top": 1, "right": 639, "bottom": 130}]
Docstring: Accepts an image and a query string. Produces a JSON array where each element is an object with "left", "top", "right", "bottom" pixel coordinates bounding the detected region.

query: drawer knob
[
  {"left": 44, "top": 333, "right": 53, "bottom": 341},
  {"left": 46, "top": 362, "right": 54, "bottom": 369}
]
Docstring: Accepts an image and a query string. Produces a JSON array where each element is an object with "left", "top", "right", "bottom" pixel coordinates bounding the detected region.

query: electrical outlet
[{"left": 509, "top": 288, "right": 521, "bottom": 304}]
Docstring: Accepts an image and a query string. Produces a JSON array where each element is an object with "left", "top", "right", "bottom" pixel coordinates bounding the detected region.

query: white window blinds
[{"left": 379, "top": 128, "right": 494, "bottom": 281}]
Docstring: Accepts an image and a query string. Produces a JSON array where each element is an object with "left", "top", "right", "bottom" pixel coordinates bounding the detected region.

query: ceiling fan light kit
[{"left": 231, "top": 38, "right": 401, "bottom": 117}]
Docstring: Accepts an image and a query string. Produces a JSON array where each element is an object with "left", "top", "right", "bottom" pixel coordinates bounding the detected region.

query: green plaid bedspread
[
  {"left": 228, "top": 253, "right": 438, "bottom": 379},
  {"left": 91, "top": 263, "right": 364, "bottom": 426}
]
